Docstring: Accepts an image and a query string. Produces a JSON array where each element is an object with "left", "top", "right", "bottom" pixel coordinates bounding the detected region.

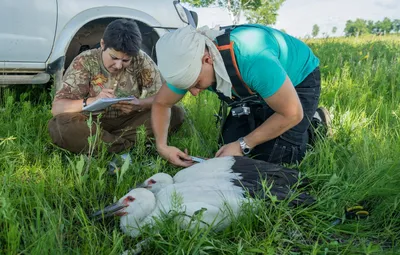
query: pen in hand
[{"left": 97, "top": 85, "right": 116, "bottom": 99}]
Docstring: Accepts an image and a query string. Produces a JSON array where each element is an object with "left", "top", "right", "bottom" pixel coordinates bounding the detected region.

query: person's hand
[
  {"left": 215, "top": 141, "right": 244, "bottom": 157},
  {"left": 157, "top": 145, "right": 194, "bottom": 167},
  {"left": 112, "top": 97, "right": 142, "bottom": 114},
  {"left": 95, "top": 88, "right": 115, "bottom": 99},
  {"left": 86, "top": 88, "right": 115, "bottom": 106}
]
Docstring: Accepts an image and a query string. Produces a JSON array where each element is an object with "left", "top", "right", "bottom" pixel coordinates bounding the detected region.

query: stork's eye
[
  {"left": 127, "top": 196, "right": 135, "bottom": 202},
  {"left": 148, "top": 179, "right": 157, "bottom": 185}
]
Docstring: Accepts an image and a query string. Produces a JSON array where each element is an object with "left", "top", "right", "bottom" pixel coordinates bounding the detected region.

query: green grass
[{"left": 1, "top": 35, "right": 400, "bottom": 254}]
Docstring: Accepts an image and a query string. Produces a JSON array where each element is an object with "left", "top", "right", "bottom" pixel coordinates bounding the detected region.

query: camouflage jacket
[{"left": 55, "top": 48, "right": 164, "bottom": 118}]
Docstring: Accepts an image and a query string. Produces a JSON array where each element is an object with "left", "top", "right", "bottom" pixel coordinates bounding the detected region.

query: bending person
[{"left": 152, "top": 24, "right": 330, "bottom": 167}]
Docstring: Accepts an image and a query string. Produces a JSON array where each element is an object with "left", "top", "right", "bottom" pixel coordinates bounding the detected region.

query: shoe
[
  {"left": 308, "top": 107, "right": 333, "bottom": 146},
  {"left": 108, "top": 153, "right": 132, "bottom": 175},
  {"left": 313, "top": 107, "right": 333, "bottom": 137}
]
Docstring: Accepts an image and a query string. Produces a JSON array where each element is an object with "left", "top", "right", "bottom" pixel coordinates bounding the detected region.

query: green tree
[
  {"left": 380, "top": 17, "right": 393, "bottom": 34},
  {"left": 344, "top": 19, "right": 369, "bottom": 36},
  {"left": 393, "top": 19, "right": 400, "bottom": 33},
  {"left": 182, "top": 0, "right": 285, "bottom": 25},
  {"left": 182, "top": 0, "right": 215, "bottom": 6},
  {"left": 312, "top": 24, "right": 320, "bottom": 37},
  {"left": 244, "top": 0, "right": 285, "bottom": 25},
  {"left": 331, "top": 26, "right": 337, "bottom": 34},
  {"left": 374, "top": 21, "right": 383, "bottom": 34},
  {"left": 366, "top": 20, "right": 377, "bottom": 34}
]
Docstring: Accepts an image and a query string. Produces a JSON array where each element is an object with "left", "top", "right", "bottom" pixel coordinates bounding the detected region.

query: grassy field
[{"left": 1, "top": 35, "right": 399, "bottom": 254}]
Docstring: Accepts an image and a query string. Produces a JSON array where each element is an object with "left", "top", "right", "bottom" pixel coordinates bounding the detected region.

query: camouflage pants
[{"left": 48, "top": 105, "right": 185, "bottom": 154}]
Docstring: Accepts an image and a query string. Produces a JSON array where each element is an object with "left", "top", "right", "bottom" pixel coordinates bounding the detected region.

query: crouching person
[
  {"left": 48, "top": 19, "right": 184, "bottom": 154},
  {"left": 152, "top": 25, "right": 330, "bottom": 167}
]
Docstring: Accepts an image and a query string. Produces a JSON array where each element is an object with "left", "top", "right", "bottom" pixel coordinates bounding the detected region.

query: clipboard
[{"left": 82, "top": 96, "right": 137, "bottom": 112}]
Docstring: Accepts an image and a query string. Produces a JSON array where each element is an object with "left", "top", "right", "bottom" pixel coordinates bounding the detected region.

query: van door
[{"left": 0, "top": 0, "right": 57, "bottom": 63}]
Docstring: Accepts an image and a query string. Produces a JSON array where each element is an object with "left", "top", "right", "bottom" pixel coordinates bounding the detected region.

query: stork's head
[
  {"left": 138, "top": 173, "right": 173, "bottom": 193},
  {"left": 91, "top": 188, "right": 156, "bottom": 220},
  {"left": 91, "top": 188, "right": 157, "bottom": 237}
]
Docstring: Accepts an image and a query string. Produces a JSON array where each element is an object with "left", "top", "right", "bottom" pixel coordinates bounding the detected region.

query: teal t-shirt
[{"left": 167, "top": 24, "right": 319, "bottom": 98}]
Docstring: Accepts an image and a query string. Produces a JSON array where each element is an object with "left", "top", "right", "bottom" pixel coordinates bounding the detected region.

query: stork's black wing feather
[{"left": 231, "top": 156, "right": 315, "bottom": 206}]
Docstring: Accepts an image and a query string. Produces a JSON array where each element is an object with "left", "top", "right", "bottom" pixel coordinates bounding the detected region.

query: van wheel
[
  {"left": 65, "top": 19, "right": 157, "bottom": 70},
  {"left": 65, "top": 23, "right": 107, "bottom": 69}
]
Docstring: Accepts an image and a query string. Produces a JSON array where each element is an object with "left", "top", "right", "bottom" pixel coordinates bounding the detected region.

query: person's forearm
[
  {"left": 151, "top": 102, "right": 172, "bottom": 149},
  {"left": 51, "top": 97, "right": 102, "bottom": 116},
  {"left": 51, "top": 99, "right": 85, "bottom": 116},
  {"left": 139, "top": 95, "right": 156, "bottom": 109},
  {"left": 244, "top": 112, "right": 302, "bottom": 148}
]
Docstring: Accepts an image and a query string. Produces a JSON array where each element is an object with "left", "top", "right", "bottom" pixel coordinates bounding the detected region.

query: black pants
[{"left": 220, "top": 67, "right": 321, "bottom": 165}]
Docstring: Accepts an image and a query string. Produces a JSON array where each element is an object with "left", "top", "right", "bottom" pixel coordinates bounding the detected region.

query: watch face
[{"left": 243, "top": 148, "right": 251, "bottom": 155}]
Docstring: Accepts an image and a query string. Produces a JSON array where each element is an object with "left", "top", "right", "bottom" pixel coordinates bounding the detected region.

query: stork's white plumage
[
  {"left": 93, "top": 178, "right": 247, "bottom": 238},
  {"left": 140, "top": 156, "right": 312, "bottom": 203},
  {"left": 140, "top": 156, "right": 242, "bottom": 193},
  {"left": 92, "top": 156, "right": 314, "bottom": 238}
]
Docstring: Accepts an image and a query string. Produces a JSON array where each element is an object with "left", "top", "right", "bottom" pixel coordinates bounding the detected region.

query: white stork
[
  {"left": 91, "top": 156, "right": 314, "bottom": 238},
  {"left": 92, "top": 181, "right": 247, "bottom": 238}
]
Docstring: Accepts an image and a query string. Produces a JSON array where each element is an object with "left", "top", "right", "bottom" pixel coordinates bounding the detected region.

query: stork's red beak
[{"left": 91, "top": 202, "right": 128, "bottom": 220}]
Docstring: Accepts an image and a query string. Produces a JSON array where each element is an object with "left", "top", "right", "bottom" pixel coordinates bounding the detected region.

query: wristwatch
[
  {"left": 83, "top": 97, "right": 89, "bottom": 108},
  {"left": 238, "top": 137, "right": 252, "bottom": 155}
]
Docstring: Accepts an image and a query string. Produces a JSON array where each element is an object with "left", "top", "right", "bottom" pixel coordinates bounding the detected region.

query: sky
[{"left": 185, "top": 0, "right": 400, "bottom": 37}]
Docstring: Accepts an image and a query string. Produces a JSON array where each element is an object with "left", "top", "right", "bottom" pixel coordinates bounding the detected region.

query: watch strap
[
  {"left": 238, "top": 137, "right": 252, "bottom": 155},
  {"left": 83, "top": 97, "right": 89, "bottom": 107}
]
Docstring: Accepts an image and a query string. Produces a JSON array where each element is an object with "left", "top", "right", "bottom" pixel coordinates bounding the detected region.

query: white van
[{"left": 0, "top": 0, "right": 197, "bottom": 88}]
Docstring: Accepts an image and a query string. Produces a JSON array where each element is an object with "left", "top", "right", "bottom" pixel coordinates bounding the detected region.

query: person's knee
[
  {"left": 252, "top": 138, "right": 305, "bottom": 165},
  {"left": 49, "top": 113, "right": 87, "bottom": 126},
  {"left": 48, "top": 112, "right": 87, "bottom": 134},
  {"left": 48, "top": 113, "right": 90, "bottom": 153}
]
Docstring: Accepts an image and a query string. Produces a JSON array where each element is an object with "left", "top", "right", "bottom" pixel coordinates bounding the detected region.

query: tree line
[
  {"left": 312, "top": 17, "right": 400, "bottom": 38},
  {"left": 344, "top": 17, "right": 400, "bottom": 36},
  {"left": 182, "top": 1, "right": 399, "bottom": 38}
]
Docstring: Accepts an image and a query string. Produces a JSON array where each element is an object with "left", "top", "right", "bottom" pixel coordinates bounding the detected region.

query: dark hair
[{"left": 102, "top": 19, "right": 142, "bottom": 56}]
